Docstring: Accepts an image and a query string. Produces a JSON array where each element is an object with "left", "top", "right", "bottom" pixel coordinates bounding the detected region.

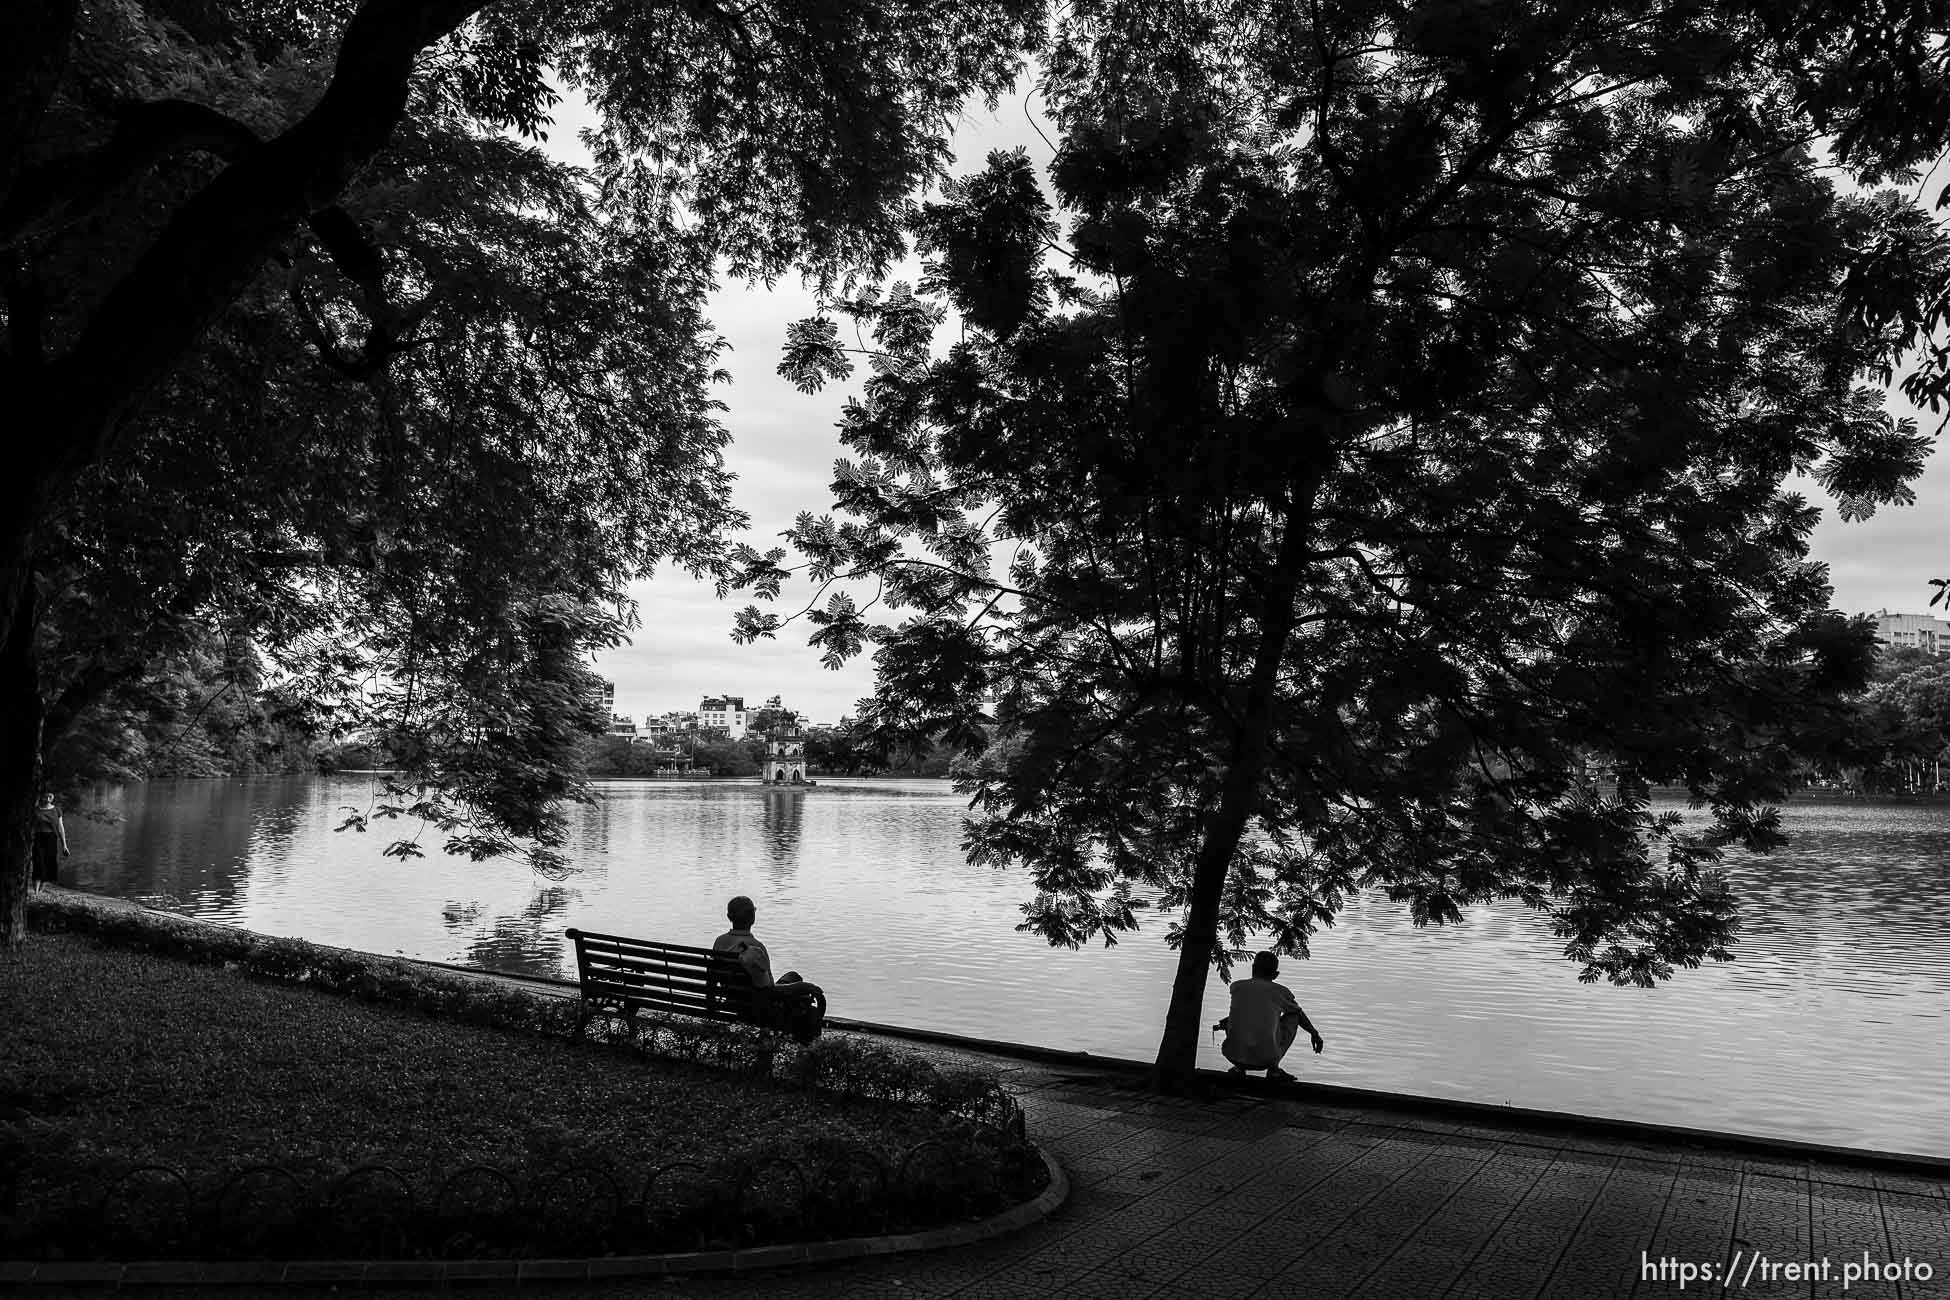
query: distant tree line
[
  {"left": 43, "top": 625, "right": 320, "bottom": 792},
  {"left": 37, "top": 656, "right": 977, "bottom": 787},
  {"left": 1816, "top": 647, "right": 1950, "bottom": 794},
  {"left": 44, "top": 632, "right": 1945, "bottom": 796},
  {"left": 578, "top": 718, "right": 957, "bottom": 778},
  {"left": 40, "top": 618, "right": 1944, "bottom": 799}
]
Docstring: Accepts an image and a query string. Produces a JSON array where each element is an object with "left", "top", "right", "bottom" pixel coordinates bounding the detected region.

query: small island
[{"left": 763, "top": 715, "right": 813, "bottom": 786}]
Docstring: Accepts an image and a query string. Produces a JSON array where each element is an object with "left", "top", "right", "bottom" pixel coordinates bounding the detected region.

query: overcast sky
[{"left": 541, "top": 87, "right": 1949, "bottom": 726}]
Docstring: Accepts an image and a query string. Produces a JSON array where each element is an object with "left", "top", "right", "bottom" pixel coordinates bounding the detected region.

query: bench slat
[
  {"left": 580, "top": 947, "right": 719, "bottom": 972},
  {"left": 578, "top": 955, "right": 727, "bottom": 982},
  {"left": 580, "top": 968, "right": 752, "bottom": 1000},
  {"left": 566, "top": 929, "right": 724, "bottom": 960},
  {"left": 566, "top": 926, "right": 817, "bottom": 1041},
  {"left": 579, "top": 961, "right": 738, "bottom": 992},
  {"left": 576, "top": 949, "right": 727, "bottom": 977},
  {"left": 577, "top": 990, "right": 744, "bottom": 1021}
]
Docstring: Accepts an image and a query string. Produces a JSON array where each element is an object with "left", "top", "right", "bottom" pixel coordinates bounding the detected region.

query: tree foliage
[
  {"left": 25, "top": 14, "right": 736, "bottom": 873},
  {"left": 746, "top": 0, "right": 1950, "bottom": 1081},
  {"left": 1855, "top": 651, "right": 1950, "bottom": 790},
  {"left": 0, "top": 0, "right": 1044, "bottom": 938},
  {"left": 41, "top": 624, "right": 317, "bottom": 787},
  {"left": 803, "top": 721, "right": 876, "bottom": 777}
]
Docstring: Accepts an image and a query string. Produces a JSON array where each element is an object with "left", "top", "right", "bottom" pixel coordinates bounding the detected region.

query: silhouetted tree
[{"left": 747, "top": 0, "right": 1950, "bottom": 1086}]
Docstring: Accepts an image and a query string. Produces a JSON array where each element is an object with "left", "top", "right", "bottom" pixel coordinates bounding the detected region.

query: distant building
[
  {"left": 607, "top": 715, "right": 639, "bottom": 741},
  {"left": 1874, "top": 611, "right": 1950, "bottom": 654},
  {"left": 699, "top": 695, "right": 749, "bottom": 738},
  {"left": 763, "top": 714, "right": 808, "bottom": 784},
  {"left": 594, "top": 677, "right": 616, "bottom": 716},
  {"left": 651, "top": 747, "right": 695, "bottom": 773}
]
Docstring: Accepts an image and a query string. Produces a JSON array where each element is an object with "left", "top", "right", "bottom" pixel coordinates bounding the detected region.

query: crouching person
[{"left": 1218, "top": 951, "right": 1323, "bottom": 1084}]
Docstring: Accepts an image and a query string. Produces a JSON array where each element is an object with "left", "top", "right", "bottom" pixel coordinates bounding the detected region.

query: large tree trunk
[
  {"left": 0, "top": 574, "right": 41, "bottom": 950},
  {"left": 1149, "top": 487, "right": 1317, "bottom": 1091}
]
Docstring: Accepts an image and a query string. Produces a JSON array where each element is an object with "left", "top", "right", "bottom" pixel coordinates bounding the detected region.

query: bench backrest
[{"left": 564, "top": 927, "right": 757, "bottom": 1020}]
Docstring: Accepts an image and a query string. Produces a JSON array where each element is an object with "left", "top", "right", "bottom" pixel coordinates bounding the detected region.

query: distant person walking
[
  {"left": 1217, "top": 951, "right": 1323, "bottom": 1083},
  {"left": 31, "top": 793, "right": 69, "bottom": 892},
  {"left": 711, "top": 895, "right": 826, "bottom": 1041}
]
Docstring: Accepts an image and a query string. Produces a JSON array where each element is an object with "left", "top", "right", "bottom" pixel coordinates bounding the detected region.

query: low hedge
[{"left": 22, "top": 891, "right": 1023, "bottom": 1131}]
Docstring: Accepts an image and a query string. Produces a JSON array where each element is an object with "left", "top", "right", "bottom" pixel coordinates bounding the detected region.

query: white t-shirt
[{"left": 1225, "top": 977, "right": 1302, "bottom": 1067}]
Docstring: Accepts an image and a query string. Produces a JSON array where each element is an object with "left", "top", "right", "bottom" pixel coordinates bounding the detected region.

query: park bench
[{"left": 563, "top": 927, "right": 826, "bottom": 1044}]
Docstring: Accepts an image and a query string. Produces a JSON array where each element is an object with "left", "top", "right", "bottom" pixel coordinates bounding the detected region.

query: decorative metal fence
[{"left": 2, "top": 1125, "right": 1044, "bottom": 1262}]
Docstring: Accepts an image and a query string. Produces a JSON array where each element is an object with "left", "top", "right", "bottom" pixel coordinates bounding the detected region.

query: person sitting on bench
[
  {"left": 712, "top": 895, "right": 826, "bottom": 1035},
  {"left": 1217, "top": 950, "right": 1323, "bottom": 1083}
]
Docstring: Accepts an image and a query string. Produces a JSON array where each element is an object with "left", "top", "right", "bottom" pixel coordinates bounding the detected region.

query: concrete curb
[
  {"left": 0, "top": 1148, "right": 1068, "bottom": 1288},
  {"left": 819, "top": 1017, "right": 1950, "bottom": 1177}
]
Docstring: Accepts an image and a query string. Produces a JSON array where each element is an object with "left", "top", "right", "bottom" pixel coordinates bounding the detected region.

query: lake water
[{"left": 59, "top": 775, "right": 1950, "bottom": 1157}]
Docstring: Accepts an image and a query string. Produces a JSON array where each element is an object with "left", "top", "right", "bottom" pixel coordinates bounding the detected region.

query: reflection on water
[
  {"left": 65, "top": 776, "right": 1950, "bottom": 1157},
  {"left": 760, "top": 789, "right": 806, "bottom": 873},
  {"left": 453, "top": 884, "right": 583, "bottom": 978}
]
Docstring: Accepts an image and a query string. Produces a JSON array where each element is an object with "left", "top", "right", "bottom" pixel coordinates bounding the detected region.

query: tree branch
[
  {"left": 34, "top": 0, "right": 491, "bottom": 490},
  {"left": 305, "top": 204, "right": 388, "bottom": 309},
  {"left": 303, "top": 202, "right": 443, "bottom": 370},
  {"left": 39, "top": 656, "right": 148, "bottom": 750},
  {"left": 0, "top": 98, "right": 264, "bottom": 251},
  {"left": 288, "top": 271, "right": 370, "bottom": 379}
]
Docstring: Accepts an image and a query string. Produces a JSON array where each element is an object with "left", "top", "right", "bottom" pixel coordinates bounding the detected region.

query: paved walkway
[
  {"left": 684, "top": 1056, "right": 1948, "bottom": 1300},
  {"left": 28, "top": 1042, "right": 1949, "bottom": 1299}
]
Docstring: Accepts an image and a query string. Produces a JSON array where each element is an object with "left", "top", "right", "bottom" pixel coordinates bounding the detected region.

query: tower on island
[{"left": 764, "top": 715, "right": 808, "bottom": 785}]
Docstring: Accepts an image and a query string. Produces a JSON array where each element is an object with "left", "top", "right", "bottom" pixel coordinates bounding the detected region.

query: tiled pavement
[{"left": 26, "top": 1044, "right": 1948, "bottom": 1299}]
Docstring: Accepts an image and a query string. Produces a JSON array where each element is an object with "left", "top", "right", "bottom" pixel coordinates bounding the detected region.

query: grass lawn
[{"left": 0, "top": 927, "right": 1032, "bottom": 1258}]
